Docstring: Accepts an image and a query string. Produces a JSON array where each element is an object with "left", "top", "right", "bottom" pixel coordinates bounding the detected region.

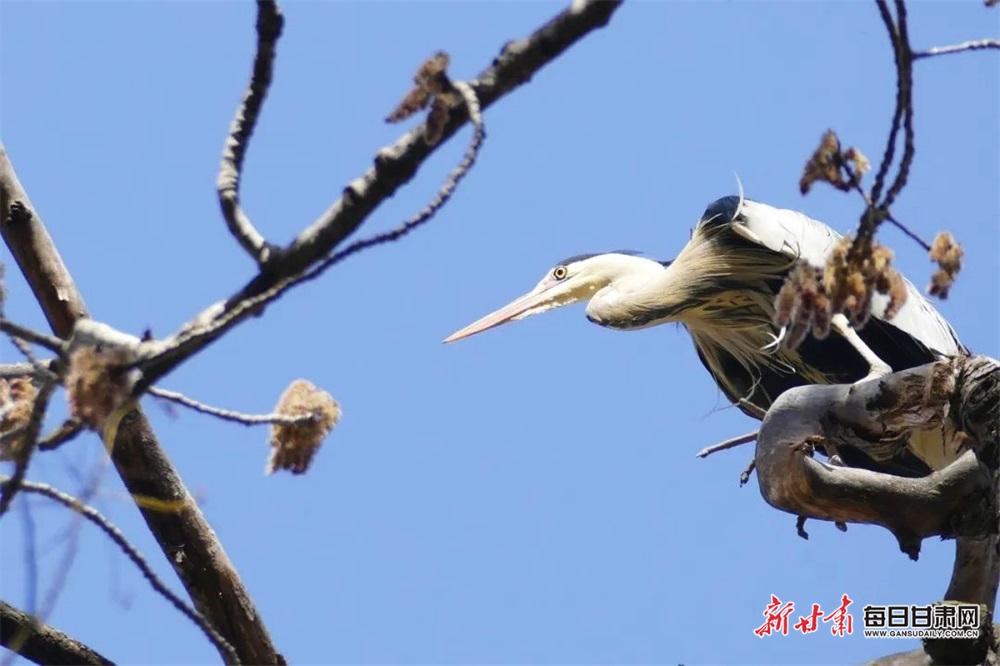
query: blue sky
[{"left": 1, "top": 2, "right": 997, "bottom": 664}]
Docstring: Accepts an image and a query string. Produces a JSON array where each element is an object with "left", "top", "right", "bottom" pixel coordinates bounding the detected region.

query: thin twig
[
  {"left": 884, "top": 212, "right": 931, "bottom": 252},
  {"left": 35, "top": 459, "right": 107, "bottom": 641},
  {"left": 739, "top": 458, "right": 756, "bottom": 486},
  {"left": 217, "top": 0, "right": 284, "bottom": 264},
  {"left": 913, "top": 39, "right": 1000, "bottom": 59},
  {"left": 880, "top": 0, "right": 915, "bottom": 212},
  {"left": 149, "top": 386, "right": 316, "bottom": 427},
  {"left": 1, "top": 500, "right": 41, "bottom": 666},
  {"left": 738, "top": 398, "right": 768, "bottom": 420},
  {"left": 0, "top": 319, "right": 67, "bottom": 356},
  {"left": 21, "top": 498, "right": 38, "bottom": 614},
  {"left": 1, "top": 476, "right": 240, "bottom": 665},
  {"left": 696, "top": 430, "right": 758, "bottom": 458},
  {"left": 867, "top": 0, "right": 905, "bottom": 216},
  {"left": 37, "top": 418, "right": 84, "bottom": 451},
  {"left": 842, "top": 157, "right": 932, "bottom": 251}
]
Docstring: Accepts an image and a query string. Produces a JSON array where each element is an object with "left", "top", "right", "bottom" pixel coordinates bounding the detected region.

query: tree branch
[
  {"left": 2, "top": 477, "right": 238, "bottom": 663},
  {"left": 0, "top": 146, "right": 282, "bottom": 664},
  {"left": 1, "top": 600, "right": 114, "bottom": 666},
  {"left": 0, "top": 2, "right": 625, "bottom": 663},
  {"left": 913, "top": 38, "right": 1000, "bottom": 59},
  {"left": 217, "top": 0, "right": 283, "bottom": 265},
  {"left": 133, "top": 0, "right": 624, "bottom": 392},
  {"left": 754, "top": 355, "right": 999, "bottom": 561}
]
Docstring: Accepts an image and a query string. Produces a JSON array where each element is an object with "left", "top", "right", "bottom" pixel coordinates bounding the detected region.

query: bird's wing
[{"left": 704, "top": 196, "right": 967, "bottom": 358}]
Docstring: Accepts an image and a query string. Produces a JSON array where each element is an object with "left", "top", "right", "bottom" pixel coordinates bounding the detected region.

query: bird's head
[{"left": 443, "top": 251, "right": 662, "bottom": 343}]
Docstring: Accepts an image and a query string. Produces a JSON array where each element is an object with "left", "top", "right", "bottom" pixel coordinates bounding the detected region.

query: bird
[{"left": 443, "top": 195, "right": 968, "bottom": 477}]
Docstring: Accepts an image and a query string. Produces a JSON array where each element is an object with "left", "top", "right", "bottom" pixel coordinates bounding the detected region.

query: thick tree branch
[
  {"left": 0, "top": 146, "right": 280, "bottom": 664},
  {"left": 1, "top": 600, "right": 114, "bottom": 666},
  {"left": 756, "top": 355, "right": 1000, "bottom": 663},
  {"left": 755, "top": 355, "right": 999, "bottom": 561},
  {"left": 0, "top": 151, "right": 87, "bottom": 335}
]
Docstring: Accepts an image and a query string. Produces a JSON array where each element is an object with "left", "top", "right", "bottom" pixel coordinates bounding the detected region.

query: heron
[{"left": 443, "top": 195, "right": 968, "bottom": 477}]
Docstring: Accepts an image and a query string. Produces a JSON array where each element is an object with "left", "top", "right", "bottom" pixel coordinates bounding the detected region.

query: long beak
[{"left": 443, "top": 284, "right": 557, "bottom": 344}]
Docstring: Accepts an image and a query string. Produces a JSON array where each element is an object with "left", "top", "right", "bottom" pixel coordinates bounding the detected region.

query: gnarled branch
[{"left": 755, "top": 355, "right": 999, "bottom": 560}]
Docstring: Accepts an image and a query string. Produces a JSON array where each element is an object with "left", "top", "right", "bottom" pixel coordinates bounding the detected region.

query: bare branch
[
  {"left": 1, "top": 148, "right": 282, "bottom": 663},
  {"left": 37, "top": 418, "right": 84, "bottom": 452},
  {"left": 132, "top": 0, "right": 622, "bottom": 392},
  {"left": 855, "top": 0, "right": 916, "bottom": 248},
  {"left": 914, "top": 38, "right": 1000, "bottom": 59},
  {"left": 754, "top": 355, "right": 999, "bottom": 565},
  {"left": 696, "top": 430, "right": 757, "bottom": 458},
  {"left": 149, "top": 386, "right": 318, "bottom": 427},
  {"left": 738, "top": 397, "right": 768, "bottom": 420},
  {"left": 33, "top": 460, "right": 107, "bottom": 650},
  {"left": 1, "top": 600, "right": 114, "bottom": 666},
  {"left": 0, "top": 361, "right": 55, "bottom": 381},
  {"left": 2, "top": 3, "right": 623, "bottom": 662},
  {"left": 879, "top": 0, "right": 916, "bottom": 213},
  {"left": 1, "top": 477, "right": 238, "bottom": 664},
  {"left": 217, "top": 0, "right": 283, "bottom": 265},
  {"left": 0, "top": 320, "right": 67, "bottom": 356},
  {"left": 0, "top": 167, "right": 88, "bottom": 335}
]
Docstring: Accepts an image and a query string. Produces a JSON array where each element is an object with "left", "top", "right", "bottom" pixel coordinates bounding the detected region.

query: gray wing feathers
[{"left": 726, "top": 198, "right": 966, "bottom": 357}]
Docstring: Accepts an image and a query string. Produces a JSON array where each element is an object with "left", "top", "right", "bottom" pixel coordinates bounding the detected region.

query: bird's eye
[{"left": 552, "top": 266, "right": 568, "bottom": 280}]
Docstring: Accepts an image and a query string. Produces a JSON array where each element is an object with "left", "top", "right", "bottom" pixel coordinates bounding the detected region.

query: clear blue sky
[{"left": 2, "top": 2, "right": 997, "bottom": 664}]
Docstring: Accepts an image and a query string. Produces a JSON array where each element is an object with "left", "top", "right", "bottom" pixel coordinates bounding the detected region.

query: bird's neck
[{"left": 584, "top": 255, "right": 677, "bottom": 330}]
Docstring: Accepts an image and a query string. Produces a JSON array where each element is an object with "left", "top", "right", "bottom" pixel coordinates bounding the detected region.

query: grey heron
[{"left": 444, "top": 196, "right": 968, "bottom": 477}]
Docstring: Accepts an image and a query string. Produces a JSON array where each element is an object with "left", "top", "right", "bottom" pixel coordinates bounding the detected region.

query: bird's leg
[{"left": 830, "top": 314, "right": 893, "bottom": 383}]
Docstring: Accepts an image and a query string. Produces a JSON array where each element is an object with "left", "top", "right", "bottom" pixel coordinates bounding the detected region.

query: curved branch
[
  {"left": 135, "top": 0, "right": 624, "bottom": 391},
  {"left": 1, "top": 600, "right": 114, "bottom": 666},
  {"left": 755, "top": 355, "right": 1000, "bottom": 560},
  {"left": 217, "top": 0, "right": 283, "bottom": 264}
]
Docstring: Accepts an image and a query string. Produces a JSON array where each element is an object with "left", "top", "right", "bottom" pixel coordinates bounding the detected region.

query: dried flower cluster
[
  {"left": 775, "top": 236, "right": 908, "bottom": 350},
  {"left": 385, "top": 51, "right": 459, "bottom": 146},
  {"left": 0, "top": 377, "right": 38, "bottom": 461},
  {"left": 799, "top": 130, "right": 870, "bottom": 195},
  {"left": 267, "top": 379, "right": 340, "bottom": 475},
  {"left": 66, "top": 345, "right": 136, "bottom": 432},
  {"left": 774, "top": 262, "right": 831, "bottom": 350},
  {"left": 927, "top": 231, "right": 963, "bottom": 299},
  {"left": 825, "top": 236, "right": 907, "bottom": 324}
]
